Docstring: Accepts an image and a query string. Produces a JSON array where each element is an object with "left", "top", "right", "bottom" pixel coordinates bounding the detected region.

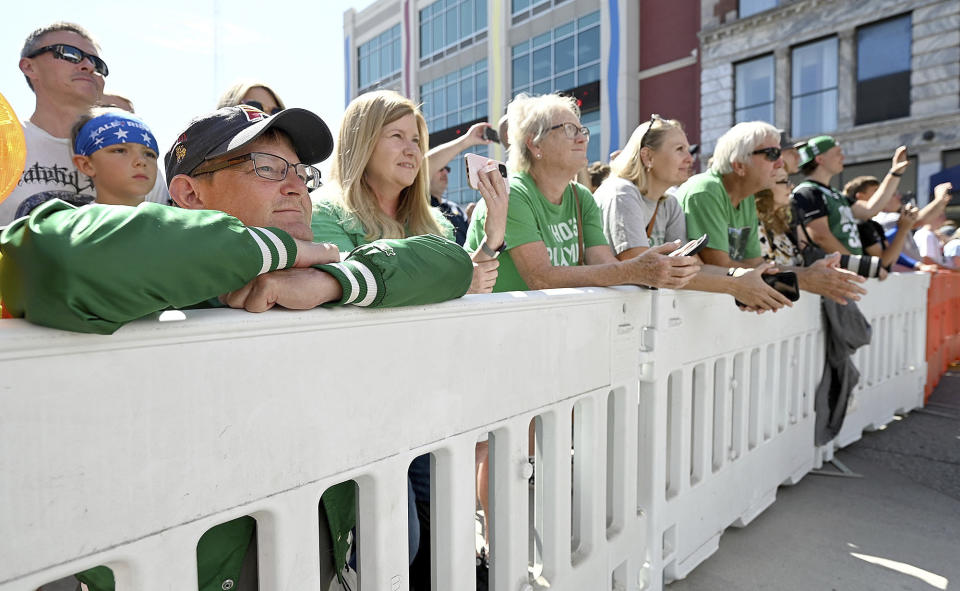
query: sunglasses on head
[
  {"left": 26, "top": 44, "right": 109, "bottom": 77},
  {"left": 639, "top": 113, "right": 662, "bottom": 148},
  {"left": 752, "top": 146, "right": 782, "bottom": 162},
  {"left": 242, "top": 100, "right": 283, "bottom": 115}
]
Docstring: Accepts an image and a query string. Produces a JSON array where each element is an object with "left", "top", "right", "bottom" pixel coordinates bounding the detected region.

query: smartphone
[
  {"left": 668, "top": 234, "right": 709, "bottom": 257},
  {"left": 483, "top": 127, "right": 500, "bottom": 143},
  {"left": 735, "top": 271, "right": 800, "bottom": 307},
  {"left": 763, "top": 271, "right": 800, "bottom": 301},
  {"left": 464, "top": 153, "right": 508, "bottom": 191}
]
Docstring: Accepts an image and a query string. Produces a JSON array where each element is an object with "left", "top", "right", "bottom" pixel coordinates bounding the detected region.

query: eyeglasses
[
  {"left": 752, "top": 147, "right": 782, "bottom": 162},
  {"left": 242, "top": 100, "right": 283, "bottom": 115},
  {"left": 26, "top": 44, "right": 109, "bottom": 77},
  {"left": 547, "top": 121, "right": 590, "bottom": 139},
  {"left": 442, "top": 166, "right": 451, "bottom": 173},
  {"left": 192, "top": 152, "right": 322, "bottom": 189},
  {"left": 639, "top": 114, "right": 662, "bottom": 148}
]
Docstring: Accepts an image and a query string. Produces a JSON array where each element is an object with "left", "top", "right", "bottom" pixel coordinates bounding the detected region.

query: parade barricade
[
  {"left": 0, "top": 275, "right": 930, "bottom": 591},
  {"left": 824, "top": 272, "right": 929, "bottom": 453},
  {"left": 924, "top": 271, "right": 960, "bottom": 399},
  {"left": 642, "top": 290, "right": 822, "bottom": 586}
]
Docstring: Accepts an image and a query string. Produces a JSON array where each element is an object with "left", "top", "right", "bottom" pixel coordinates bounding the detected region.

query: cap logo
[
  {"left": 238, "top": 105, "right": 267, "bottom": 122},
  {"left": 175, "top": 144, "right": 187, "bottom": 163}
]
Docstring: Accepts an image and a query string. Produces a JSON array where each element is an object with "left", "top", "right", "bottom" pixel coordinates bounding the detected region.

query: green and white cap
[{"left": 798, "top": 135, "right": 837, "bottom": 166}]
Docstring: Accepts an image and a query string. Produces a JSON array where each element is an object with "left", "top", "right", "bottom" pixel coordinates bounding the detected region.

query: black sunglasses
[
  {"left": 639, "top": 114, "right": 662, "bottom": 148},
  {"left": 752, "top": 147, "right": 782, "bottom": 162},
  {"left": 242, "top": 100, "right": 283, "bottom": 115},
  {"left": 27, "top": 44, "right": 109, "bottom": 77}
]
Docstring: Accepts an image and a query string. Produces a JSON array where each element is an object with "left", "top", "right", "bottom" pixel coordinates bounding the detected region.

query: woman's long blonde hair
[
  {"left": 325, "top": 90, "right": 443, "bottom": 241},
  {"left": 610, "top": 116, "right": 683, "bottom": 194}
]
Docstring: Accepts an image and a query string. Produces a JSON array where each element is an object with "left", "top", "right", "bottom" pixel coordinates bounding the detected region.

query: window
[
  {"left": 837, "top": 156, "right": 918, "bottom": 197},
  {"left": 420, "top": 59, "right": 488, "bottom": 133},
  {"left": 856, "top": 15, "right": 911, "bottom": 125},
  {"left": 739, "top": 0, "right": 777, "bottom": 18},
  {"left": 512, "top": 0, "right": 571, "bottom": 24},
  {"left": 419, "top": 0, "right": 487, "bottom": 63},
  {"left": 791, "top": 37, "right": 838, "bottom": 138},
  {"left": 511, "top": 12, "right": 600, "bottom": 97},
  {"left": 358, "top": 24, "right": 401, "bottom": 94},
  {"left": 582, "top": 109, "right": 602, "bottom": 164},
  {"left": 735, "top": 55, "right": 775, "bottom": 124}
]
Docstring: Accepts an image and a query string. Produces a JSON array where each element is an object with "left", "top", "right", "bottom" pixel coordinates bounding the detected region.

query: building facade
[
  {"left": 343, "top": 0, "right": 701, "bottom": 205},
  {"left": 699, "top": 0, "right": 960, "bottom": 202}
]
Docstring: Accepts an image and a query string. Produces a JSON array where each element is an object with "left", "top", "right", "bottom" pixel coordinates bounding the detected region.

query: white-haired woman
[
  {"left": 465, "top": 93, "right": 701, "bottom": 292},
  {"left": 312, "top": 90, "right": 508, "bottom": 293}
]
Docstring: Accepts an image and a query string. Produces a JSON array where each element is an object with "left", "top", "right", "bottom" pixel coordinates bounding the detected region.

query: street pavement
[{"left": 667, "top": 370, "right": 960, "bottom": 591}]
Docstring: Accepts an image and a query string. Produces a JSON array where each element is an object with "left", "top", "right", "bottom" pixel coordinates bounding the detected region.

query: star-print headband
[{"left": 74, "top": 111, "right": 159, "bottom": 157}]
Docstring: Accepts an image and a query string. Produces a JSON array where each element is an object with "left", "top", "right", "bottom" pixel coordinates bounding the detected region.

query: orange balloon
[{"left": 0, "top": 92, "right": 27, "bottom": 204}]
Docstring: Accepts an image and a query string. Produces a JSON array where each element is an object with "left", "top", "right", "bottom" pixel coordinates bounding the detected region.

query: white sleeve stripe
[
  {"left": 351, "top": 260, "right": 379, "bottom": 307},
  {"left": 245, "top": 228, "right": 272, "bottom": 275},
  {"left": 256, "top": 227, "right": 288, "bottom": 269},
  {"left": 329, "top": 263, "right": 361, "bottom": 304}
]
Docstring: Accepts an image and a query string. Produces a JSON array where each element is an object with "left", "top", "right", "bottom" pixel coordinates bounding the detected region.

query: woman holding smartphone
[
  {"left": 464, "top": 93, "right": 702, "bottom": 292},
  {"left": 311, "top": 90, "right": 509, "bottom": 293},
  {"left": 594, "top": 115, "right": 793, "bottom": 311}
]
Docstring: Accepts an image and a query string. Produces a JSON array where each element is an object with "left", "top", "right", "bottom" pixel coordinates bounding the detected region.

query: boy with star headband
[{"left": 70, "top": 107, "right": 159, "bottom": 207}]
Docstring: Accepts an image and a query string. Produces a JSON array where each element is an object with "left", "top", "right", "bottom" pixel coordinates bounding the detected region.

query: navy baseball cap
[{"left": 164, "top": 105, "right": 334, "bottom": 185}]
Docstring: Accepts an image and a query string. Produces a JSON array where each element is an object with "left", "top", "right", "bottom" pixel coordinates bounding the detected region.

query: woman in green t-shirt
[
  {"left": 465, "top": 92, "right": 701, "bottom": 293},
  {"left": 311, "top": 90, "right": 508, "bottom": 293}
]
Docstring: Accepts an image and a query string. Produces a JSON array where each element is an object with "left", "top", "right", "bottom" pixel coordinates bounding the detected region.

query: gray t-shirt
[{"left": 593, "top": 176, "right": 686, "bottom": 253}]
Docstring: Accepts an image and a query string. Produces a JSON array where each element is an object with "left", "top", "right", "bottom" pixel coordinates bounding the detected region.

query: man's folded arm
[{"left": 0, "top": 200, "right": 299, "bottom": 334}]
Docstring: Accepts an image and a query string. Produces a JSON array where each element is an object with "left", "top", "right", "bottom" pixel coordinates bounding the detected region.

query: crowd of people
[{"left": 2, "top": 20, "right": 956, "bottom": 591}]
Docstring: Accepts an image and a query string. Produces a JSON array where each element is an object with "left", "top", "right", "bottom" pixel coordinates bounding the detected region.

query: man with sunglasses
[
  {"left": 676, "top": 122, "right": 867, "bottom": 305},
  {"left": 4, "top": 22, "right": 167, "bottom": 224},
  {"left": 423, "top": 121, "right": 495, "bottom": 245},
  {"left": 428, "top": 164, "right": 470, "bottom": 244}
]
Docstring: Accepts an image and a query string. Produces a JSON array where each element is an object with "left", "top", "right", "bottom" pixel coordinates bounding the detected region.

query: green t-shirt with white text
[{"left": 465, "top": 172, "right": 608, "bottom": 292}]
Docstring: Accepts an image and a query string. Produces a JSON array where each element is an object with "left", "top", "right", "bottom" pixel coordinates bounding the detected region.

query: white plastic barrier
[
  {"left": 819, "top": 272, "right": 930, "bottom": 459},
  {"left": 0, "top": 288, "right": 653, "bottom": 591},
  {"left": 0, "top": 277, "right": 929, "bottom": 591},
  {"left": 642, "top": 290, "right": 823, "bottom": 586}
]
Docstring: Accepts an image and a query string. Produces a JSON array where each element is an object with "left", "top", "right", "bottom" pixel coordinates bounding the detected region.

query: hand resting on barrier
[
  {"left": 220, "top": 267, "right": 344, "bottom": 312},
  {"left": 794, "top": 253, "right": 867, "bottom": 304},
  {"left": 624, "top": 241, "right": 702, "bottom": 289},
  {"left": 727, "top": 262, "right": 794, "bottom": 313}
]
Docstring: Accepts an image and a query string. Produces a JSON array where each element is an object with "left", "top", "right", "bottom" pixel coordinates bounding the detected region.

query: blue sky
[{"left": 2, "top": 0, "right": 375, "bottom": 175}]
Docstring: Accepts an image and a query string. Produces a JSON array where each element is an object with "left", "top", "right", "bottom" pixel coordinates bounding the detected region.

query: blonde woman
[
  {"left": 595, "top": 115, "right": 691, "bottom": 255},
  {"left": 312, "top": 90, "right": 508, "bottom": 293},
  {"left": 596, "top": 115, "right": 794, "bottom": 311},
  {"left": 217, "top": 79, "right": 286, "bottom": 114}
]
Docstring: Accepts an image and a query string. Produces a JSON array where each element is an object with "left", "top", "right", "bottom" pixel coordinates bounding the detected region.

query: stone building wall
[{"left": 698, "top": 0, "right": 960, "bottom": 199}]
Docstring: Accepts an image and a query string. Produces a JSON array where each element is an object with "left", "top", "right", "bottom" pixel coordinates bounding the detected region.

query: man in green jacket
[{"left": 1, "top": 105, "right": 473, "bottom": 590}]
